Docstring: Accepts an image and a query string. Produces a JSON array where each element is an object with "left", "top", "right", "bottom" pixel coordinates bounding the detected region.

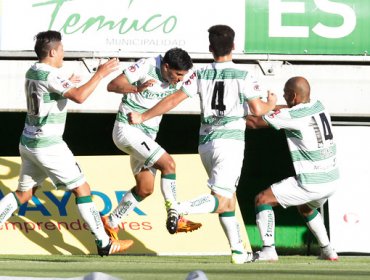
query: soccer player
[
  {"left": 127, "top": 25, "right": 277, "bottom": 264},
  {"left": 0, "top": 30, "right": 133, "bottom": 256},
  {"left": 102, "top": 48, "right": 202, "bottom": 237},
  {"left": 246, "top": 76, "right": 339, "bottom": 261}
]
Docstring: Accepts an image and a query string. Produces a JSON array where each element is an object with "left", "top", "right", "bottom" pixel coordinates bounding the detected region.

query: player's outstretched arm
[
  {"left": 128, "top": 90, "right": 188, "bottom": 124},
  {"left": 248, "top": 91, "right": 277, "bottom": 116},
  {"left": 64, "top": 58, "right": 119, "bottom": 104}
]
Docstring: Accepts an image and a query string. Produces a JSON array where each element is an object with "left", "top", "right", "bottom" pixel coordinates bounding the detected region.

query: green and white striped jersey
[
  {"left": 195, "top": 61, "right": 263, "bottom": 145},
  {"left": 20, "top": 63, "right": 75, "bottom": 148},
  {"left": 116, "top": 55, "right": 197, "bottom": 136},
  {"left": 263, "top": 100, "right": 339, "bottom": 188}
]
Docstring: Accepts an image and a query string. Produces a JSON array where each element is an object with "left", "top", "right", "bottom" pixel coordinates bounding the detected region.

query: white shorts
[
  {"left": 18, "top": 142, "right": 85, "bottom": 191},
  {"left": 199, "top": 140, "right": 245, "bottom": 199},
  {"left": 271, "top": 176, "right": 337, "bottom": 209},
  {"left": 113, "top": 122, "right": 165, "bottom": 175}
]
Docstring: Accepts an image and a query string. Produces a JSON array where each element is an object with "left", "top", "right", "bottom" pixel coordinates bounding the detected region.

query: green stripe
[
  {"left": 197, "top": 68, "right": 248, "bottom": 80},
  {"left": 122, "top": 97, "right": 148, "bottom": 113},
  {"left": 285, "top": 130, "right": 303, "bottom": 139},
  {"left": 116, "top": 111, "right": 159, "bottom": 134},
  {"left": 212, "top": 196, "right": 219, "bottom": 213},
  {"left": 298, "top": 168, "right": 339, "bottom": 184},
  {"left": 162, "top": 174, "right": 176, "bottom": 180},
  {"left": 144, "top": 146, "right": 162, "bottom": 166},
  {"left": 255, "top": 204, "right": 273, "bottom": 214},
  {"left": 131, "top": 188, "right": 143, "bottom": 202},
  {"left": 289, "top": 101, "right": 325, "bottom": 118},
  {"left": 43, "top": 92, "right": 65, "bottom": 103},
  {"left": 75, "top": 196, "right": 92, "bottom": 204},
  {"left": 26, "top": 112, "right": 67, "bottom": 126},
  {"left": 219, "top": 211, "right": 235, "bottom": 217},
  {"left": 199, "top": 129, "right": 245, "bottom": 145},
  {"left": 26, "top": 68, "right": 49, "bottom": 81},
  {"left": 304, "top": 209, "right": 319, "bottom": 222},
  {"left": 20, "top": 135, "right": 63, "bottom": 148},
  {"left": 291, "top": 145, "right": 336, "bottom": 162}
]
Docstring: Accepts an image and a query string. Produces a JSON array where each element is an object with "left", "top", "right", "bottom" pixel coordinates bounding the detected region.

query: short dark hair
[
  {"left": 208, "top": 25, "right": 235, "bottom": 57},
  {"left": 34, "top": 30, "right": 62, "bottom": 60},
  {"left": 163, "top": 48, "right": 193, "bottom": 71}
]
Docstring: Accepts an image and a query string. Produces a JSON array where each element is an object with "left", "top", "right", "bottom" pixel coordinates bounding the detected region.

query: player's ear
[{"left": 50, "top": 48, "right": 56, "bottom": 57}]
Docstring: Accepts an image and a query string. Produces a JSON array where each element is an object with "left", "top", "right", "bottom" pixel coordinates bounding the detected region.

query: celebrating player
[
  {"left": 101, "top": 48, "right": 202, "bottom": 238},
  {"left": 0, "top": 30, "right": 133, "bottom": 256},
  {"left": 246, "top": 76, "right": 339, "bottom": 261}
]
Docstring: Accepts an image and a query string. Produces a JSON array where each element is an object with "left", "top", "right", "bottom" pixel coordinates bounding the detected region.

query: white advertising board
[
  {"left": 0, "top": 0, "right": 244, "bottom": 54},
  {"left": 329, "top": 126, "right": 370, "bottom": 253}
]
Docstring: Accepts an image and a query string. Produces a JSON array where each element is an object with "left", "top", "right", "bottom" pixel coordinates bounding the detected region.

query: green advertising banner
[{"left": 245, "top": 0, "right": 369, "bottom": 55}]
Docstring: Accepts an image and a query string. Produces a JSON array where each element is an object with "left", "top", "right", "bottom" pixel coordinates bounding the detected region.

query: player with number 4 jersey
[{"left": 127, "top": 25, "right": 277, "bottom": 264}]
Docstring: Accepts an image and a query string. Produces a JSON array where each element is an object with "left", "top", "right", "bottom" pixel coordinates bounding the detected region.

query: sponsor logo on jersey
[{"left": 268, "top": 109, "right": 281, "bottom": 118}]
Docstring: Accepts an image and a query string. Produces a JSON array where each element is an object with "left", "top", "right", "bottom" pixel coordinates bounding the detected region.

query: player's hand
[
  {"left": 128, "top": 111, "right": 143, "bottom": 124},
  {"left": 69, "top": 73, "right": 82, "bottom": 84},
  {"left": 136, "top": 79, "right": 156, "bottom": 93},
  {"left": 267, "top": 90, "right": 277, "bottom": 105},
  {"left": 95, "top": 58, "right": 119, "bottom": 79}
]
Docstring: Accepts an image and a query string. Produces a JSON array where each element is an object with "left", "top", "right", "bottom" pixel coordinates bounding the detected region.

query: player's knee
[
  {"left": 135, "top": 187, "right": 153, "bottom": 198},
  {"left": 15, "top": 190, "right": 33, "bottom": 204},
  {"left": 255, "top": 192, "right": 267, "bottom": 206}
]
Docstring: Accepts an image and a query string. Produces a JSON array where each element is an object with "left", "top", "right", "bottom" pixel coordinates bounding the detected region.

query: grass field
[{"left": 0, "top": 255, "right": 369, "bottom": 280}]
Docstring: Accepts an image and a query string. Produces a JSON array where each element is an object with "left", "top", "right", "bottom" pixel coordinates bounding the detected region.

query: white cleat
[
  {"left": 253, "top": 247, "right": 279, "bottom": 261},
  {"left": 319, "top": 244, "right": 339, "bottom": 261},
  {"left": 231, "top": 250, "right": 253, "bottom": 264}
]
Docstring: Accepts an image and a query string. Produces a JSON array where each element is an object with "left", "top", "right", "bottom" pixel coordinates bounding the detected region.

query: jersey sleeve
[
  {"left": 262, "top": 108, "right": 307, "bottom": 131},
  {"left": 180, "top": 70, "right": 197, "bottom": 98},
  {"left": 123, "top": 58, "right": 149, "bottom": 84},
  {"left": 48, "top": 72, "right": 76, "bottom": 96}
]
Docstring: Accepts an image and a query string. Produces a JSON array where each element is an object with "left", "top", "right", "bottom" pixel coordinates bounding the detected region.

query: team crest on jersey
[
  {"left": 185, "top": 72, "right": 196, "bottom": 85},
  {"left": 128, "top": 65, "right": 137, "bottom": 72},
  {"left": 253, "top": 83, "right": 261, "bottom": 91}
]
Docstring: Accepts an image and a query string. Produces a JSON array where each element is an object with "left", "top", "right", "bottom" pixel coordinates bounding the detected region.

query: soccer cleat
[
  {"left": 166, "top": 208, "right": 179, "bottom": 234},
  {"left": 253, "top": 247, "right": 279, "bottom": 261},
  {"left": 101, "top": 215, "right": 119, "bottom": 240},
  {"left": 97, "top": 238, "right": 133, "bottom": 257},
  {"left": 319, "top": 244, "right": 339, "bottom": 261},
  {"left": 176, "top": 216, "right": 202, "bottom": 233},
  {"left": 231, "top": 250, "right": 254, "bottom": 264}
]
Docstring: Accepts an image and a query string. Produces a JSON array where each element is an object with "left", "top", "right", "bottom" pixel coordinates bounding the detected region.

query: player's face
[
  {"left": 162, "top": 64, "right": 188, "bottom": 85},
  {"left": 53, "top": 42, "right": 65, "bottom": 68},
  {"left": 283, "top": 87, "right": 296, "bottom": 108}
]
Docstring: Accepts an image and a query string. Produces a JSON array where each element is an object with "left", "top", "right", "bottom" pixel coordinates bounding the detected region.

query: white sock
[
  {"left": 177, "top": 194, "right": 218, "bottom": 215},
  {"left": 256, "top": 204, "right": 275, "bottom": 247},
  {"left": 219, "top": 212, "right": 245, "bottom": 253},
  {"left": 110, "top": 189, "right": 141, "bottom": 228},
  {"left": 161, "top": 174, "right": 177, "bottom": 210},
  {"left": 76, "top": 196, "right": 109, "bottom": 247},
  {"left": 0, "top": 193, "right": 18, "bottom": 226},
  {"left": 305, "top": 209, "right": 330, "bottom": 247}
]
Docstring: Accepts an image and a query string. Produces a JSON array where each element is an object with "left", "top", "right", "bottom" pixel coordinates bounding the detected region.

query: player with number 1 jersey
[{"left": 263, "top": 100, "right": 339, "bottom": 195}]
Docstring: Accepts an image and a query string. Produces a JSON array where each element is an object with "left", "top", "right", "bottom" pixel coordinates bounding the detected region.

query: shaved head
[{"left": 283, "top": 76, "right": 311, "bottom": 107}]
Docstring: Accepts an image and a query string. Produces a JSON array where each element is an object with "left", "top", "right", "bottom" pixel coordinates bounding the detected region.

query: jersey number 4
[{"left": 211, "top": 81, "right": 226, "bottom": 116}]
